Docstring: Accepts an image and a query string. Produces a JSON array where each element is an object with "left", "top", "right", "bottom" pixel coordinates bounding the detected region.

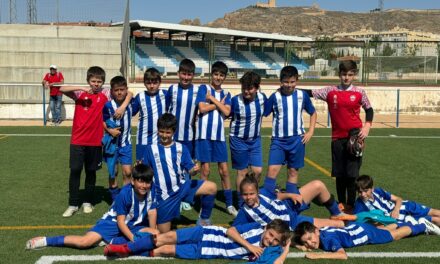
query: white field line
[
  {"left": 35, "top": 252, "right": 440, "bottom": 263},
  {"left": 2, "top": 134, "right": 440, "bottom": 139}
]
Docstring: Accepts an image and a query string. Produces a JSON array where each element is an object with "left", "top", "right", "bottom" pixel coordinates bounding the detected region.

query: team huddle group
[{"left": 26, "top": 59, "right": 440, "bottom": 262}]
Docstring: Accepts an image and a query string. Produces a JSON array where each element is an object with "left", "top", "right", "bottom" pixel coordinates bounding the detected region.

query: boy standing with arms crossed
[
  {"left": 60, "top": 66, "right": 132, "bottom": 217},
  {"left": 196, "top": 61, "right": 237, "bottom": 216},
  {"left": 264, "top": 66, "right": 317, "bottom": 195}
]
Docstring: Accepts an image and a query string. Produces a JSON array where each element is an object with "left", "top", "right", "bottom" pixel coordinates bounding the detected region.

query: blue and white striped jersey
[
  {"left": 100, "top": 184, "right": 157, "bottom": 228},
  {"left": 229, "top": 92, "right": 267, "bottom": 140},
  {"left": 232, "top": 187, "right": 296, "bottom": 229},
  {"left": 166, "top": 84, "right": 201, "bottom": 141},
  {"left": 132, "top": 90, "right": 167, "bottom": 146},
  {"left": 196, "top": 84, "right": 231, "bottom": 141},
  {"left": 319, "top": 223, "right": 377, "bottom": 252},
  {"left": 198, "top": 222, "right": 264, "bottom": 260},
  {"left": 264, "top": 89, "right": 315, "bottom": 137},
  {"left": 353, "top": 188, "right": 428, "bottom": 222},
  {"left": 142, "top": 142, "right": 194, "bottom": 202},
  {"left": 103, "top": 99, "right": 133, "bottom": 147}
]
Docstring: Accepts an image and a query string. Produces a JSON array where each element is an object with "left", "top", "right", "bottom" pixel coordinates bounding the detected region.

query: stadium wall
[
  {"left": 1, "top": 84, "right": 439, "bottom": 120},
  {"left": 0, "top": 24, "right": 122, "bottom": 84}
]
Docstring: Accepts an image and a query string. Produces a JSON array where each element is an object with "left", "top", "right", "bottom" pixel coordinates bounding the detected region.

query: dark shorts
[
  {"left": 70, "top": 144, "right": 103, "bottom": 171},
  {"left": 331, "top": 138, "right": 362, "bottom": 178}
]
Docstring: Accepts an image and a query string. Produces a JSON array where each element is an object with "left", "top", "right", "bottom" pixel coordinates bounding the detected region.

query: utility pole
[
  {"left": 9, "top": 0, "right": 17, "bottom": 23},
  {"left": 376, "top": 0, "right": 384, "bottom": 80},
  {"left": 27, "top": 0, "right": 37, "bottom": 24}
]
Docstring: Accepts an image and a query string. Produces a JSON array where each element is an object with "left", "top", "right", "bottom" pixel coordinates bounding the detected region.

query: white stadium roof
[{"left": 118, "top": 20, "right": 312, "bottom": 42}]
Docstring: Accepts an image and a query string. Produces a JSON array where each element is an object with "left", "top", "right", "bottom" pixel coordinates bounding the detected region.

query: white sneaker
[
  {"left": 227, "top": 206, "right": 239, "bottom": 217},
  {"left": 62, "top": 206, "right": 78, "bottom": 217},
  {"left": 180, "top": 202, "right": 192, "bottom": 212},
  {"left": 25, "top": 237, "right": 47, "bottom": 250},
  {"left": 419, "top": 217, "right": 440, "bottom": 235},
  {"left": 82, "top": 203, "right": 94, "bottom": 214}
]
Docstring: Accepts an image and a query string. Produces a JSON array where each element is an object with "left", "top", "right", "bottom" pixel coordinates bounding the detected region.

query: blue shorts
[
  {"left": 195, "top": 139, "right": 228, "bottom": 163},
  {"left": 177, "top": 140, "right": 195, "bottom": 159},
  {"left": 362, "top": 223, "right": 394, "bottom": 245},
  {"left": 229, "top": 136, "right": 262, "bottom": 170},
  {"left": 135, "top": 144, "right": 148, "bottom": 162},
  {"left": 268, "top": 136, "right": 304, "bottom": 169},
  {"left": 156, "top": 179, "right": 204, "bottom": 224},
  {"left": 402, "top": 201, "right": 431, "bottom": 221},
  {"left": 89, "top": 220, "right": 145, "bottom": 243},
  {"left": 285, "top": 198, "right": 313, "bottom": 229},
  {"left": 175, "top": 226, "right": 204, "bottom": 259},
  {"left": 117, "top": 145, "right": 132, "bottom": 165}
]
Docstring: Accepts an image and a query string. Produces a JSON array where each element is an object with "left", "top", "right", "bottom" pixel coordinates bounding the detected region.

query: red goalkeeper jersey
[{"left": 312, "top": 85, "right": 372, "bottom": 140}]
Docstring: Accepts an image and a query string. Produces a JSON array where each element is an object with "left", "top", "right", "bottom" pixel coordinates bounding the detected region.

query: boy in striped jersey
[
  {"left": 165, "top": 58, "right": 202, "bottom": 158},
  {"left": 104, "top": 219, "right": 291, "bottom": 262},
  {"left": 293, "top": 220, "right": 434, "bottom": 260},
  {"left": 103, "top": 76, "right": 134, "bottom": 200},
  {"left": 141, "top": 113, "right": 217, "bottom": 232},
  {"left": 354, "top": 175, "right": 440, "bottom": 227},
  {"left": 132, "top": 68, "right": 167, "bottom": 161},
  {"left": 264, "top": 66, "right": 317, "bottom": 195},
  {"left": 196, "top": 61, "right": 237, "bottom": 216},
  {"left": 229, "top": 71, "right": 267, "bottom": 203},
  {"left": 26, "top": 164, "right": 158, "bottom": 250}
]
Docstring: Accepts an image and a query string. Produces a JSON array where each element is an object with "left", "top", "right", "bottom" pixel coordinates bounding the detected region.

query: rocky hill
[{"left": 205, "top": 6, "right": 440, "bottom": 37}]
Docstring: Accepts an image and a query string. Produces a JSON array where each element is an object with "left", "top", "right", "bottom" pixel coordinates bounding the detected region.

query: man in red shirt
[
  {"left": 310, "top": 60, "right": 374, "bottom": 210},
  {"left": 43, "top": 65, "right": 64, "bottom": 125},
  {"left": 60, "top": 66, "right": 133, "bottom": 217}
]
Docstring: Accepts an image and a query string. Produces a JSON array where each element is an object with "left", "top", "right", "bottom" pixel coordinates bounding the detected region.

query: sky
[{"left": 1, "top": 0, "right": 440, "bottom": 24}]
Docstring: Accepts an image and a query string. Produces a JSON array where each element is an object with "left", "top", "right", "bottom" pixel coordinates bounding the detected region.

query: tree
[
  {"left": 381, "top": 43, "right": 396, "bottom": 56},
  {"left": 314, "top": 36, "right": 336, "bottom": 60}
]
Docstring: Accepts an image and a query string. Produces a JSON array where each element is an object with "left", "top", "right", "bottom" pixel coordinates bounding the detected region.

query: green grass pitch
[{"left": 0, "top": 127, "right": 439, "bottom": 263}]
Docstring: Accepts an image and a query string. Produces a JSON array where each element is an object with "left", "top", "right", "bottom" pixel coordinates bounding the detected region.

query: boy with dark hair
[
  {"left": 26, "top": 163, "right": 158, "bottom": 250},
  {"left": 132, "top": 67, "right": 167, "bottom": 161},
  {"left": 354, "top": 174, "right": 440, "bottom": 229},
  {"left": 59, "top": 66, "right": 133, "bottom": 217},
  {"left": 165, "top": 58, "right": 201, "bottom": 157},
  {"left": 293, "top": 220, "right": 437, "bottom": 260},
  {"left": 102, "top": 76, "right": 134, "bottom": 200},
  {"left": 141, "top": 113, "right": 217, "bottom": 232},
  {"left": 229, "top": 71, "right": 267, "bottom": 205},
  {"left": 196, "top": 61, "right": 237, "bottom": 216},
  {"left": 307, "top": 60, "right": 374, "bottom": 211},
  {"left": 104, "top": 219, "right": 291, "bottom": 262},
  {"left": 264, "top": 66, "right": 317, "bottom": 196}
]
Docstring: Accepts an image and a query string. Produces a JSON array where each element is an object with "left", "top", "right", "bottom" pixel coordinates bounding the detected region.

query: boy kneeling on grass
[{"left": 26, "top": 164, "right": 158, "bottom": 250}]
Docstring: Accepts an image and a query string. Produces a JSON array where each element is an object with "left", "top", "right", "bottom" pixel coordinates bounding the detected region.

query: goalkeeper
[{"left": 303, "top": 60, "right": 374, "bottom": 211}]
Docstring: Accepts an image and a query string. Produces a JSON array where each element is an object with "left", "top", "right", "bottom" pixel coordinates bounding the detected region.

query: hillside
[{"left": 206, "top": 6, "right": 440, "bottom": 37}]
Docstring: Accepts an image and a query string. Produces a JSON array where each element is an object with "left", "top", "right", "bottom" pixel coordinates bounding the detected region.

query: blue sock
[
  {"left": 286, "top": 182, "right": 299, "bottom": 194},
  {"left": 327, "top": 201, "right": 341, "bottom": 216},
  {"left": 237, "top": 191, "right": 244, "bottom": 208},
  {"left": 111, "top": 236, "right": 129, "bottom": 245},
  {"left": 109, "top": 187, "right": 120, "bottom": 201},
  {"left": 127, "top": 234, "right": 154, "bottom": 253},
  {"left": 264, "top": 177, "right": 277, "bottom": 193},
  {"left": 224, "top": 189, "right": 233, "bottom": 207},
  {"left": 200, "top": 194, "right": 215, "bottom": 219},
  {"left": 409, "top": 223, "right": 426, "bottom": 236},
  {"left": 46, "top": 236, "right": 65, "bottom": 247}
]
